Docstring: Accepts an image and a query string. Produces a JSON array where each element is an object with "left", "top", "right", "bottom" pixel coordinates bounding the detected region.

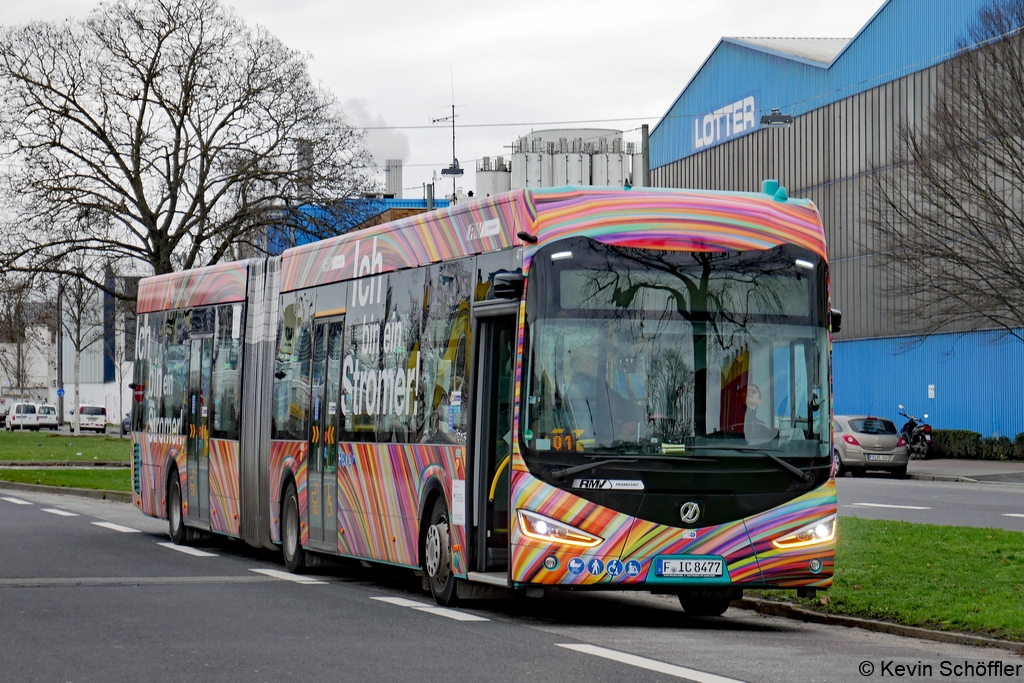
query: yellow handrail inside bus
[{"left": 488, "top": 454, "right": 511, "bottom": 502}]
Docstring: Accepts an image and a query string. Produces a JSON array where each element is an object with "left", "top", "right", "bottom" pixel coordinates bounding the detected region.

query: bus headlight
[
  {"left": 771, "top": 514, "right": 836, "bottom": 549},
  {"left": 516, "top": 509, "right": 603, "bottom": 548}
]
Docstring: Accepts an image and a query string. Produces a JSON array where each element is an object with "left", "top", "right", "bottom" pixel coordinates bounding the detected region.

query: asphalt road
[
  {"left": 2, "top": 488, "right": 1021, "bottom": 683},
  {"left": 836, "top": 477, "right": 1024, "bottom": 532}
]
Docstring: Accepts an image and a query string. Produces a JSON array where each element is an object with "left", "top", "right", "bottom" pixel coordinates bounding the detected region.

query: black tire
[
  {"left": 424, "top": 497, "right": 457, "bottom": 606},
  {"left": 167, "top": 471, "right": 187, "bottom": 545},
  {"left": 281, "top": 481, "right": 306, "bottom": 573},
  {"left": 892, "top": 465, "right": 908, "bottom": 479},
  {"left": 833, "top": 452, "right": 844, "bottom": 478},
  {"left": 678, "top": 594, "right": 731, "bottom": 616}
]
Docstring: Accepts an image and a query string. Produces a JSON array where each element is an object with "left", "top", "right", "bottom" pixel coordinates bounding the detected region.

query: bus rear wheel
[
  {"left": 167, "top": 471, "right": 186, "bottom": 545},
  {"left": 281, "top": 481, "right": 306, "bottom": 573},
  {"left": 424, "top": 498, "right": 457, "bottom": 606}
]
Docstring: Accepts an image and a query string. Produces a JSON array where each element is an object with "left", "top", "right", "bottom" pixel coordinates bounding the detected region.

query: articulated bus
[{"left": 130, "top": 185, "right": 838, "bottom": 615}]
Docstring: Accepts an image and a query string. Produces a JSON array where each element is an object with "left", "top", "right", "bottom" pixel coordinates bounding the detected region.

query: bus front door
[
  {"left": 186, "top": 335, "right": 213, "bottom": 526},
  {"left": 307, "top": 317, "right": 343, "bottom": 550},
  {"left": 472, "top": 312, "right": 516, "bottom": 573}
]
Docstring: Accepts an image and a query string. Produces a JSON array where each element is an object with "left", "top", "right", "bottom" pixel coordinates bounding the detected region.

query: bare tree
[
  {"left": 59, "top": 262, "right": 108, "bottom": 436},
  {"left": 0, "top": 0, "right": 375, "bottom": 293},
  {"left": 869, "top": 0, "right": 1024, "bottom": 340},
  {"left": 103, "top": 274, "right": 139, "bottom": 434},
  {"left": 0, "top": 275, "right": 34, "bottom": 392},
  {"left": 0, "top": 273, "right": 54, "bottom": 399}
]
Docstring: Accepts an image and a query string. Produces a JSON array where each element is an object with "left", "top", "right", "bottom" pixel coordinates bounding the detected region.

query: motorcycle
[{"left": 898, "top": 404, "right": 932, "bottom": 459}]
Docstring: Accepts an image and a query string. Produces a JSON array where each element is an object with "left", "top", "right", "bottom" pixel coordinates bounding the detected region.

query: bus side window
[
  {"left": 421, "top": 260, "right": 473, "bottom": 444},
  {"left": 211, "top": 304, "right": 241, "bottom": 441},
  {"left": 272, "top": 293, "right": 313, "bottom": 441}
]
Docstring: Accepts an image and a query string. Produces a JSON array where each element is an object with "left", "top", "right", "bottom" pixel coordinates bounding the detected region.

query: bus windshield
[{"left": 521, "top": 237, "right": 830, "bottom": 462}]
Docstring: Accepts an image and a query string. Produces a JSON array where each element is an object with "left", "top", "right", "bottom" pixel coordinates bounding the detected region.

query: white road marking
[
  {"left": 371, "top": 595, "right": 490, "bottom": 621},
  {"left": 248, "top": 568, "right": 325, "bottom": 584},
  {"left": 370, "top": 596, "right": 431, "bottom": 608},
  {"left": 41, "top": 508, "right": 79, "bottom": 517},
  {"left": 91, "top": 521, "right": 142, "bottom": 533},
  {"left": 849, "top": 503, "right": 931, "bottom": 510},
  {"left": 1, "top": 496, "right": 32, "bottom": 505},
  {"left": 1002, "top": 513, "right": 1024, "bottom": 518},
  {"left": 557, "top": 644, "right": 747, "bottom": 683},
  {"left": 157, "top": 542, "right": 217, "bottom": 557},
  {"left": 412, "top": 606, "right": 489, "bottom": 622}
]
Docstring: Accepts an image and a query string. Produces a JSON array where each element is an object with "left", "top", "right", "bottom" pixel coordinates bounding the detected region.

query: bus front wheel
[
  {"left": 678, "top": 593, "right": 731, "bottom": 617},
  {"left": 282, "top": 481, "right": 306, "bottom": 573},
  {"left": 167, "top": 471, "right": 186, "bottom": 545},
  {"left": 425, "top": 498, "right": 457, "bottom": 606}
]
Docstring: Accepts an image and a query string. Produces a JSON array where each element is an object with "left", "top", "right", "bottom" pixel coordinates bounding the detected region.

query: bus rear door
[{"left": 186, "top": 335, "right": 213, "bottom": 526}]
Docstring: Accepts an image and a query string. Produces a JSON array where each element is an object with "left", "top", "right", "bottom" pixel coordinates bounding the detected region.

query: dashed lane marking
[
  {"left": 1, "top": 496, "right": 32, "bottom": 505},
  {"left": 157, "top": 542, "right": 217, "bottom": 557},
  {"left": 0, "top": 576, "right": 279, "bottom": 588},
  {"left": 557, "top": 644, "right": 748, "bottom": 683},
  {"left": 248, "top": 568, "right": 326, "bottom": 585},
  {"left": 412, "top": 606, "right": 489, "bottom": 622},
  {"left": 848, "top": 503, "right": 931, "bottom": 510},
  {"left": 91, "top": 521, "right": 142, "bottom": 533},
  {"left": 1002, "top": 513, "right": 1024, "bottom": 518},
  {"left": 41, "top": 508, "right": 79, "bottom": 517},
  {"left": 370, "top": 595, "right": 490, "bottom": 621},
  {"left": 370, "top": 596, "right": 431, "bottom": 607}
]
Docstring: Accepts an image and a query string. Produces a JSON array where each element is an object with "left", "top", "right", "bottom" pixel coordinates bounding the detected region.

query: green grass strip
[
  {"left": 0, "top": 430, "right": 129, "bottom": 462},
  {"left": 0, "top": 468, "right": 131, "bottom": 492},
  {"left": 757, "top": 517, "right": 1024, "bottom": 641}
]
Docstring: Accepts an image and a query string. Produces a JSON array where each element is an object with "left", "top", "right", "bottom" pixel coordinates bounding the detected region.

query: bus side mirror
[
  {"left": 492, "top": 272, "right": 524, "bottom": 300},
  {"left": 829, "top": 308, "right": 842, "bottom": 334}
]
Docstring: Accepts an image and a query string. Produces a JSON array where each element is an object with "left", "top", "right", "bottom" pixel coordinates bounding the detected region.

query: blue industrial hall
[{"left": 649, "top": 0, "right": 1024, "bottom": 437}]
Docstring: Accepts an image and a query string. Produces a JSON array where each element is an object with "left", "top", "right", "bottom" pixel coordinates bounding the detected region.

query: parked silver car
[{"left": 833, "top": 415, "right": 909, "bottom": 478}]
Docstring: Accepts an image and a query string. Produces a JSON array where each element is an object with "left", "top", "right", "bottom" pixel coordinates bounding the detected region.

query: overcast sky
[{"left": 10, "top": 0, "right": 885, "bottom": 199}]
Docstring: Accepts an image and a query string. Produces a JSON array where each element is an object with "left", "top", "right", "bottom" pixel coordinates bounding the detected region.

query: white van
[
  {"left": 78, "top": 405, "right": 108, "bottom": 433},
  {"left": 6, "top": 403, "right": 39, "bottom": 431},
  {"left": 36, "top": 404, "right": 59, "bottom": 430}
]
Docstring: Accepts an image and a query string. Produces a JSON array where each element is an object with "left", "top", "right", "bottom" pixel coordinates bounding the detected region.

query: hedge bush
[{"left": 930, "top": 429, "right": 1024, "bottom": 461}]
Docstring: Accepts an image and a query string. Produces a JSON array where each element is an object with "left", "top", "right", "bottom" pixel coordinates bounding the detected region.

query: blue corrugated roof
[{"left": 650, "top": 0, "right": 991, "bottom": 168}]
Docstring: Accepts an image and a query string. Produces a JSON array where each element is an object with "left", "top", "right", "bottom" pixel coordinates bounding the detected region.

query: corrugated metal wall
[
  {"left": 653, "top": 64, "right": 943, "bottom": 341},
  {"left": 649, "top": 0, "right": 1024, "bottom": 437},
  {"left": 834, "top": 331, "right": 1024, "bottom": 438}
]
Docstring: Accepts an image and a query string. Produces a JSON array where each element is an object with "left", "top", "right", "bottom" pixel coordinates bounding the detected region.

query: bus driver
[{"left": 563, "top": 349, "right": 644, "bottom": 446}]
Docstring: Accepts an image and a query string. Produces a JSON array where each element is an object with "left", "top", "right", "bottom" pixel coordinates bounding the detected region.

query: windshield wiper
[
  {"left": 690, "top": 446, "right": 814, "bottom": 483},
  {"left": 550, "top": 458, "right": 635, "bottom": 480},
  {"left": 550, "top": 453, "right": 703, "bottom": 480}
]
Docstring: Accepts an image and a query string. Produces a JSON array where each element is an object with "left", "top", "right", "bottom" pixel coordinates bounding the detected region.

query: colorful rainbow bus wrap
[{"left": 130, "top": 186, "right": 838, "bottom": 615}]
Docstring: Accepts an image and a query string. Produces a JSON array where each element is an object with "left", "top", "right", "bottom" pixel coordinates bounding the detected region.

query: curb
[
  {"left": 906, "top": 473, "right": 979, "bottom": 483},
  {"left": 907, "top": 473, "right": 1024, "bottom": 486},
  {"left": 0, "top": 480, "right": 132, "bottom": 503},
  {"left": 735, "top": 598, "right": 1024, "bottom": 653}
]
